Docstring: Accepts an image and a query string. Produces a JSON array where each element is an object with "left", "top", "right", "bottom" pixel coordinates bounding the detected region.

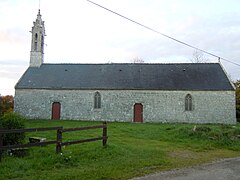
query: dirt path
[{"left": 133, "top": 157, "right": 240, "bottom": 180}]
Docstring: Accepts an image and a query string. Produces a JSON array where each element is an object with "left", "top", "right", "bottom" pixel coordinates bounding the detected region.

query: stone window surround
[
  {"left": 94, "top": 91, "right": 101, "bottom": 109},
  {"left": 185, "top": 94, "right": 193, "bottom": 111}
]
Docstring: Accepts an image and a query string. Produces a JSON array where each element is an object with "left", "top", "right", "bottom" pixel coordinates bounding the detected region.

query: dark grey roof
[{"left": 15, "top": 63, "right": 234, "bottom": 91}]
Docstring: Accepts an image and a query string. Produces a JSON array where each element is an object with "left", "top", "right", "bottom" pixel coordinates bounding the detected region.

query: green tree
[{"left": 0, "top": 95, "right": 2, "bottom": 116}]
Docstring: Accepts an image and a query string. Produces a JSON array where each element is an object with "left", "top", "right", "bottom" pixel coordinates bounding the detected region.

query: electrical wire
[{"left": 86, "top": 0, "right": 240, "bottom": 67}]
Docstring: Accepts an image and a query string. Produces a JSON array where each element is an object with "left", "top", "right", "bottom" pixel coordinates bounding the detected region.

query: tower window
[
  {"left": 41, "top": 35, "right": 44, "bottom": 53},
  {"left": 94, "top": 92, "right": 101, "bottom": 109},
  {"left": 185, "top": 94, "right": 193, "bottom": 111},
  {"left": 34, "top": 33, "right": 38, "bottom": 51}
]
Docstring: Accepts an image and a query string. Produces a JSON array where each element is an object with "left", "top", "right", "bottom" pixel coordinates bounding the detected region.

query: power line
[{"left": 86, "top": 0, "right": 240, "bottom": 67}]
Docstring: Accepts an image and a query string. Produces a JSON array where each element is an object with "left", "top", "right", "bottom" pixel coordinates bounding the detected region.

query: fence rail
[
  {"left": 62, "top": 137, "right": 104, "bottom": 146},
  {"left": 0, "top": 127, "right": 62, "bottom": 133},
  {"left": 0, "top": 122, "right": 108, "bottom": 161},
  {"left": 0, "top": 140, "right": 58, "bottom": 150},
  {"left": 62, "top": 124, "right": 106, "bottom": 132}
]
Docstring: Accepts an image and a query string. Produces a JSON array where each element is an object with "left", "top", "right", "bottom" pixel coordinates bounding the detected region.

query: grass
[{"left": 1, "top": 120, "right": 240, "bottom": 180}]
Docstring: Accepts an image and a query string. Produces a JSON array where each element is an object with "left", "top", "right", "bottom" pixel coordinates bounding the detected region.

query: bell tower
[{"left": 30, "top": 9, "right": 45, "bottom": 67}]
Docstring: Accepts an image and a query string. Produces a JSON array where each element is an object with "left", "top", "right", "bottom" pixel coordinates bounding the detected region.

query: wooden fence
[{"left": 0, "top": 122, "right": 107, "bottom": 161}]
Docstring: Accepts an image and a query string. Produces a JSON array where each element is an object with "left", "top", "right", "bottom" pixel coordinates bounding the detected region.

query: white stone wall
[
  {"left": 30, "top": 51, "right": 43, "bottom": 67},
  {"left": 14, "top": 89, "right": 236, "bottom": 124}
]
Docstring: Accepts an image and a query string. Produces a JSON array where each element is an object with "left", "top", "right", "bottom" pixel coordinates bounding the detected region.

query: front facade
[{"left": 14, "top": 10, "right": 236, "bottom": 124}]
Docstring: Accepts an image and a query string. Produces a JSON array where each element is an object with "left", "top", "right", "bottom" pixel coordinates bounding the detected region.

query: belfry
[{"left": 30, "top": 9, "right": 45, "bottom": 67}]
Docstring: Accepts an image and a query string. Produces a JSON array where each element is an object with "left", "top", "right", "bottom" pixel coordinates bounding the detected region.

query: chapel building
[{"left": 14, "top": 10, "right": 236, "bottom": 124}]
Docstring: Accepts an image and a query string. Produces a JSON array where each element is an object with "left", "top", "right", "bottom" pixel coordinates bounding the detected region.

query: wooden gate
[
  {"left": 134, "top": 103, "right": 143, "bottom": 122},
  {"left": 52, "top": 102, "right": 61, "bottom": 120}
]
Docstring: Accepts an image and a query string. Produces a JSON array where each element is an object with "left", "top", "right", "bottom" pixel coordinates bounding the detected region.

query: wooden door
[
  {"left": 52, "top": 102, "right": 61, "bottom": 120},
  {"left": 134, "top": 103, "right": 143, "bottom": 122}
]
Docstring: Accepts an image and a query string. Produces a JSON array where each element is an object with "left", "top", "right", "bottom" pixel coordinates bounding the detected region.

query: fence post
[
  {"left": 56, "top": 127, "right": 63, "bottom": 154},
  {"left": 102, "top": 121, "right": 107, "bottom": 146}
]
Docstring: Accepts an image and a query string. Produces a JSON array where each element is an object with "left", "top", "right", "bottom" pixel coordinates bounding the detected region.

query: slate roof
[{"left": 15, "top": 63, "right": 234, "bottom": 91}]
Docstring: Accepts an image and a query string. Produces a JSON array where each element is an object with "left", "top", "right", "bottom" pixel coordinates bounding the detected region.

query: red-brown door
[
  {"left": 52, "top": 102, "right": 61, "bottom": 120},
  {"left": 134, "top": 103, "right": 143, "bottom": 122}
]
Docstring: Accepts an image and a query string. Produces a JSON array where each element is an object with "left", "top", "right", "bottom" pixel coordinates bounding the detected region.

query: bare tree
[
  {"left": 131, "top": 57, "right": 144, "bottom": 63},
  {"left": 190, "top": 50, "right": 208, "bottom": 63}
]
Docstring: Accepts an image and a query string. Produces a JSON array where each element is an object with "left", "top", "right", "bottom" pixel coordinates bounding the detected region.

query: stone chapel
[{"left": 14, "top": 10, "right": 236, "bottom": 124}]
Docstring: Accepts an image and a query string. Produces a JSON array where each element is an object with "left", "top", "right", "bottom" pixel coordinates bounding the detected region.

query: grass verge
[{"left": 0, "top": 120, "right": 240, "bottom": 179}]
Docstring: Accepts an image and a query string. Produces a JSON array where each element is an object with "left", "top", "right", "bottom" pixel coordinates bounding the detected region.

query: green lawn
[{"left": 1, "top": 120, "right": 240, "bottom": 180}]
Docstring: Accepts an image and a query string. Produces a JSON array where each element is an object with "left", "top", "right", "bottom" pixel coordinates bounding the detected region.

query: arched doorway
[
  {"left": 52, "top": 102, "right": 61, "bottom": 120},
  {"left": 134, "top": 103, "right": 143, "bottom": 122}
]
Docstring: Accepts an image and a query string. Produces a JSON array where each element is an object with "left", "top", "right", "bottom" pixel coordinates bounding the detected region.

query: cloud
[
  {"left": 1, "top": 0, "right": 240, "bottom": 96},
  {"left": 0, "top": 29, "right": 28, "bottom": 43}
]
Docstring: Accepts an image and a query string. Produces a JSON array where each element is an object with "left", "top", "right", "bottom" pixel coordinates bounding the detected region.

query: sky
[{"left": 0, "top": 0, "right": 240, "bottom": 95}]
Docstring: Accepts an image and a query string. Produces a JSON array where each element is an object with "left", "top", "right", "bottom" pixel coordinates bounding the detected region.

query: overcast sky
[{"left": 0, "top": 0, "right": 240, "bottom": 95}]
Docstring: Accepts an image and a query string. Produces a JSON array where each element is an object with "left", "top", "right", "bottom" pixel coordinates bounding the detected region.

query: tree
[
  {"left": 131, "top": 57, "right": 144, "bottom": 63},
  {"left": 0, "top": 95, "right": 2, "bottom": 116},
  {"left": 190, "top": 50, "right": 208, "bottom": 63},
  {"left": 234, "top": 80, "right": 240, "bottom": 121},
  {"left": 0, "top": 95, "right": 14, "bottom": 115}
]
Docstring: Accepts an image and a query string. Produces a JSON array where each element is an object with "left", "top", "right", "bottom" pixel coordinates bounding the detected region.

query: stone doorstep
[{"left": 29, "top": 137, "right": 47, "bottom": 143}]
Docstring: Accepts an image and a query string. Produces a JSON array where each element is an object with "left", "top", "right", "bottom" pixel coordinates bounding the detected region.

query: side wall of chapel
[{"left": 14, "top": 89, "right": 236, "bottom": 124}]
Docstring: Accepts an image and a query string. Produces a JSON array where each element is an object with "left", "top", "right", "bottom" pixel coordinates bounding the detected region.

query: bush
[
  {"left": 0, "top": 112, "right": 26, "bottom": 146},
  {"left": 236, "top": 109, "right": 240, "bottom": 122}
]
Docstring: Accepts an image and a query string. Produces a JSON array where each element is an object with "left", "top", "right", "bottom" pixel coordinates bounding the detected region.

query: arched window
[
  {"left": 94, "top": 92, "right": 101, "bottom": 109},
  {"left": 185, "top": 94, "right": 193, "bottom": 111},
  {"left": 34, "top": 33, "right": 38, "bottom": 51},
  {"left": 41, "top": 35, "right": 44, "bottom": 53}
]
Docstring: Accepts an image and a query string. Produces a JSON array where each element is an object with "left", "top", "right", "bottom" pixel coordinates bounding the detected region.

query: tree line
[
  {"left": 234, "top": 80, "right": 240, "bottom": 121},
  {"left": 0, "top": 95, "right": 14, "bottom": 116}
]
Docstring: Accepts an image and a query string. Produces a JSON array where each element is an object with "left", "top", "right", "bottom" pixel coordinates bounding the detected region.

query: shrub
[
  {"left": 0, "top": 112, "right": 26, "bottom": 146},
  {"left": 236, "top": 109, "right": 240, "bottom": 122}
]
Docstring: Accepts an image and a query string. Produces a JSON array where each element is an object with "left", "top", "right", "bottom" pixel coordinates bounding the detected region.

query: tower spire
[{"left": 29, "top": 9, "right": 45, "bottom": 67}]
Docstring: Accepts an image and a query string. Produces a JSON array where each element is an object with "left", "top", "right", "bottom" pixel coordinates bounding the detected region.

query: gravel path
[{"left": 133, "top": 157, "right": 240, "bottom": 180}]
